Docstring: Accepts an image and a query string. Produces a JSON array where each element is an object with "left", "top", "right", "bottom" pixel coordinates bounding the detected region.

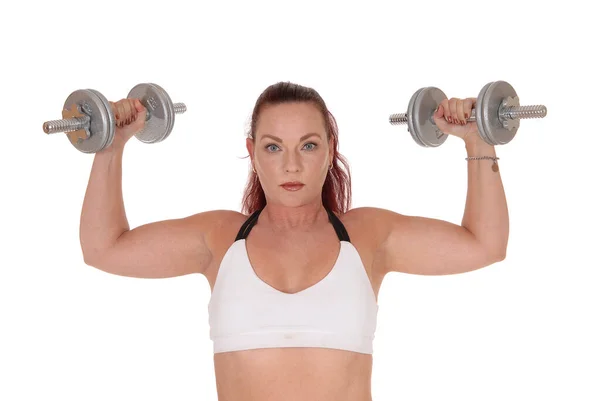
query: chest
[
  {"left": 245, "top": 235, "right": 341, "bottom": 294},
  {"left": 204, "top": 213, "right": 385, "bottom": 301}
]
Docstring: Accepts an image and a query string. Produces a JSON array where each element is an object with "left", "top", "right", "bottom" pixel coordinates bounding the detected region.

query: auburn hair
[{"left": 240, "top": 81, "right": 352, "bottom": 216}]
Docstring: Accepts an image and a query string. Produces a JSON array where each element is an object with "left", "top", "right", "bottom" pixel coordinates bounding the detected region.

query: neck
[{"left": 261, "top": 201, "right": 328, "bottom": 232}]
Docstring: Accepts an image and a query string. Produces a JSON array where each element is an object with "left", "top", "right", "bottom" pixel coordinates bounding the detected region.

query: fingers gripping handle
[{"left": 109, "top": 101, "right": 188, "bottom": 128}]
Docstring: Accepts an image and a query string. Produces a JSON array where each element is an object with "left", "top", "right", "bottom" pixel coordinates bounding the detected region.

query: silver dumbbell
[
  {"left": 389, "top": 81, "right": 547, "bottom": 147},
  {"left": 43, "top": 83, "right": 186, "bottom": 153}
]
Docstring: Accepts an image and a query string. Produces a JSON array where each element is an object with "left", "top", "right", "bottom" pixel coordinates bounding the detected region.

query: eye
[{"left": 265, "top": 142, "right": 318, "bottom": 152}]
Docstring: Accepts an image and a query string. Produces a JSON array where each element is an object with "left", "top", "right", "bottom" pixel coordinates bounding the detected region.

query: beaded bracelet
[{"left": 466, "top": 156, "right": 500, "bottom": 172}]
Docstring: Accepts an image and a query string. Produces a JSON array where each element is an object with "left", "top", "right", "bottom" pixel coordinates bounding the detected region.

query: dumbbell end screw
[
  {"left": 43, "top": 115, "right": 90, "bottom": 134},
  {"left": 174, "top": 102, "right": 187, "bottom": 114},
  {"left": 502, "top": 105, "right": 547, "bottom": 120},
  {"left": 389, "top": 113, "right": 408, "bottom": 125}
]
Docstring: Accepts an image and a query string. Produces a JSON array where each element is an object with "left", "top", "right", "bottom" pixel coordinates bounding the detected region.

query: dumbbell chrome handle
[
  {"left": 389, "top": 104, "right": 547, "bottom": 126},
  {"left": 43, "top": 102, "right": 187, "bottom": 134}
]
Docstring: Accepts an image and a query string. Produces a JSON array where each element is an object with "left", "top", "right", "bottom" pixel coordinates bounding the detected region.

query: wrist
[
  {"left": 100, "top": 140, "right": 126, "bottom": 156},
  {"left": 464, "top": 132, "right": 495, "bottom": 154}
]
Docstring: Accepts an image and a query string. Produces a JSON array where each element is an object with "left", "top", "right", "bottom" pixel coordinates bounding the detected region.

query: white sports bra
[{"left": 207, "top": 205, "right": 379, "bottom": 354}]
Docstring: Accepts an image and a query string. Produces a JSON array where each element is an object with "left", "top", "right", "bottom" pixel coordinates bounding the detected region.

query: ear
[{"left": 246, "top": 137, "right": 255, "bottom": 165}]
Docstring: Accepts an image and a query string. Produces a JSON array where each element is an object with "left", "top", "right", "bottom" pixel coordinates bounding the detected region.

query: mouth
[{"left": 280, "top": 183, "right": 305, "bottom": 191}]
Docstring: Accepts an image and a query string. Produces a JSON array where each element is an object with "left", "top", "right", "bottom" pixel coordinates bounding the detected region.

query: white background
[{"left": 1, "top": 1, "right": 598, "bottom": 400}]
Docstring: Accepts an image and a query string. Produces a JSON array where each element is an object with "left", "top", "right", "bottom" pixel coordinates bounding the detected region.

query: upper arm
[
  {"left": 85, "top": 209, "right": 236, "bottom": 279},
  {"left": 353, "top": 207, "right": 503, "bottom": 276}
]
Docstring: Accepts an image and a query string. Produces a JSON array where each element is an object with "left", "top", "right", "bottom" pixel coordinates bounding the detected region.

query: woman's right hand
[{"left": 107, "top": 98, "right": 147, "bottom": 150}]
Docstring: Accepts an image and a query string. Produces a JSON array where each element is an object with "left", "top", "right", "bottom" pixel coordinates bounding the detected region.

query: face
[{"left": 246, "top": 102, "right": 334, "bottom": 206}]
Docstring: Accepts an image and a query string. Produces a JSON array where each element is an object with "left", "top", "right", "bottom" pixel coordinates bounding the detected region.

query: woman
[{"left": 81, "top": 81, "right": 509, "bottom": 401}]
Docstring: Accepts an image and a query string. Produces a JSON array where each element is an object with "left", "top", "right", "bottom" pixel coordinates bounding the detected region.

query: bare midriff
[{"left": 213, "top": 347, "right": 373, "bottom": 401}]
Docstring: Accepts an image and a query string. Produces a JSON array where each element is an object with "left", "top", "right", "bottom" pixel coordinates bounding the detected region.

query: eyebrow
[{"left": 260, "top": 133, "right": 321, "bottom": 143}]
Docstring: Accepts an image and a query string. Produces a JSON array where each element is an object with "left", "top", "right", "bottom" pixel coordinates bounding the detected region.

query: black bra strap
[
  {"left": 234, "top": 204, "right": 265, "bottom": 241},
  {"left": 325, "top": 207, "right": 351, "bottom": 242}
]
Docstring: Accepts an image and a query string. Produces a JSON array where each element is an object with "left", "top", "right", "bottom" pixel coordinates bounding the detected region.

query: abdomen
[{"left": 213, "top": 347, "right": 373, "bottom": 401}]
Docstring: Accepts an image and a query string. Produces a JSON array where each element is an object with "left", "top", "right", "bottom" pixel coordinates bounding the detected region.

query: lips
[{"left": 280, "top": 183, "right": 304, "bottom": 191}]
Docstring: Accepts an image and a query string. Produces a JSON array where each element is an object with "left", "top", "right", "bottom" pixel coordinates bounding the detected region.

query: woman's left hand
[{"left": 432, "top": 97, "right": 479, "bottom": 141}]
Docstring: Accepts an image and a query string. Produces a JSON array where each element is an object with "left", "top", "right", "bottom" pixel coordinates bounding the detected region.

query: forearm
[
  {"left": 461, "top": 134, "right": 509, "bottom": 258},
  {"left": 80, "top": 144, "right": 130, "bottom": 260}
]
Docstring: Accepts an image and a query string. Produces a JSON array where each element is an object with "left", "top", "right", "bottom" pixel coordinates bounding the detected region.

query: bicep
[
  {"left": 86, "top": 211, "right": 228, "bottom": 278},
  {"left": 370, "top": 209, "right": 496, "bottom": 276}
]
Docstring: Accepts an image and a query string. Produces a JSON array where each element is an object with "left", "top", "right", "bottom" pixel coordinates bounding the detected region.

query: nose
[{"left": 283, "top": 151, "right": 301, "bottom": 172}]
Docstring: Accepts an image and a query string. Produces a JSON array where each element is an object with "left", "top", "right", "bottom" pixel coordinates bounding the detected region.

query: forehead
[{"left": 257, "top": 102, "right": 324, "bottom": 132}]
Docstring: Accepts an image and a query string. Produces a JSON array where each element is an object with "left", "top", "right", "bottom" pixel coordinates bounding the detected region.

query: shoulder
[
  {"left": 339, "top": 206, "right": 403, "bottom": 250},
  {"left": 184, "top": 209, "right": 248, "bottom": 254},
  {"left": 184, "top": 209, "right": 247, "bottom": 230},
  {"left": 340, "top": 206, "right": 402, "bottom": 231}
]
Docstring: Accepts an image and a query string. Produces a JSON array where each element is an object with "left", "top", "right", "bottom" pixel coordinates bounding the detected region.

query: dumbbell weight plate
[
  {"left": 89, "top": 89, "right": 116, "bottom": 150},
  {"left": 475, "top": 82, "right": 493, "bottom": 145},
  {"left": 406, "top": 88, "right": 425, "bottom": 147},
  {"left": 476, "top": 81, "right": 520, "bottom": 146},
  {"left": 63, "top": 89, "right": 115, "bottom": 153},
  {"left": 127, "top": 83, "right": 175, "bottom": 144},
  {"left": 408, "top": 87, "right": 449, "bottom": 147}
]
